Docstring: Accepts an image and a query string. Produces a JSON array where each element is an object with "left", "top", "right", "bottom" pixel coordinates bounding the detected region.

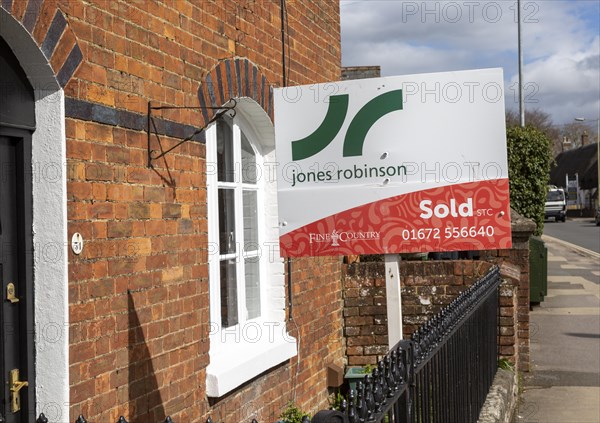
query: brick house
[{"left": 0, "top": 1, "right": 345, "bottom": 422}]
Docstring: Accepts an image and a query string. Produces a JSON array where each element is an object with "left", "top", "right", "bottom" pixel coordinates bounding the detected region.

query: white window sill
[{"left": 206, "top": 327, "right": 297, "bottom": 397}]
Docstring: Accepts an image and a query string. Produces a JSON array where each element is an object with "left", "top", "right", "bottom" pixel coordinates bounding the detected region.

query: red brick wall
[
  {"left": 400, "top": 260, "right": 495, "bottom": 335},
  {"left": 284, "top": 256, "right": 344, "bottom": 416},
  {"left": 12, "top": 0, "right": 346, "bottom": 420},
  {"left": 342, "top": 212, "right": 534, "bottom": 374},
  {"left": 480, "top": 233, "right": 533, "bottom": 372},
  {"left": 498, "top": 275, "right": 520, "bottom": 369},
  {"left": 343, "top": 256, "right": 530, "bottom": 375},
  {"left": 343, "top": 260, "right": 496, "bottom": 366},
  {"left": 342, "top": 262, "right": 388, "bottom": 366}
]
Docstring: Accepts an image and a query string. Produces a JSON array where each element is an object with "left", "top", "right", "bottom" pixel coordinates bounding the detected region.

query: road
[{"left": 543, "top": 217, "right": 600, "bottom": 254}]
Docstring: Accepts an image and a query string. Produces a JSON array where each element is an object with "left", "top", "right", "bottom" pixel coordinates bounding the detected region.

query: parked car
[
  {"left": 595, "top": 206, "right": 600, "bottom": 226},
  {"left": 545, "top": 186, "right": 567, "bottom": 222}
]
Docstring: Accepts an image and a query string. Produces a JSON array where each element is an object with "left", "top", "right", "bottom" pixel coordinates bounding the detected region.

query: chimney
[
  {"left": 341, "top": 66, "right": 381, "bottom": 80},
  {"left": 581, "top": 131, "right": 589, "bottom": 146}
]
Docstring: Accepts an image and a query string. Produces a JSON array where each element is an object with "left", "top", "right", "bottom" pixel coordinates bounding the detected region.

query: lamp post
[
  {"left": 517, "top": 0, "right": 525, "bottom": 127},
  {"left": 574, "top": 117, "right": 600, "bottom": 208}
]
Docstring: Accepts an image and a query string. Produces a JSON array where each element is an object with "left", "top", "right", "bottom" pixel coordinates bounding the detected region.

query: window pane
[
  {"left": 217, "top": 118, "right": 235, "bottom": 182},
  {"left": 220, "top": 259, "right": 238, "bottom": 327},
  {"left": 218, "top": 189, "right": 236, "bottom": 255},
  {"left": 241, "top": 131, "right": 257, "bottom": 183},
  {"left": 243, "top": 190, "right": 258, "bottom": 250},
  {"left": 245, "top": 258, "right": 261, "bottom": 320}
]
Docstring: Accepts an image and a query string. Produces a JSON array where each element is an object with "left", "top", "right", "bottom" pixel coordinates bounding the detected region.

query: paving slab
[
  {"left": 515, "top": 387, "right": 600, "bottom": 423},
  {"left": 514, "top": 237, "right": 600, "bottom": 423}
]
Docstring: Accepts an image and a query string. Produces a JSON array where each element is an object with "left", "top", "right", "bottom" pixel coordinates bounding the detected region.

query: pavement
[{"left": 514, "top": 235, "right": 600, "bottom": 423}]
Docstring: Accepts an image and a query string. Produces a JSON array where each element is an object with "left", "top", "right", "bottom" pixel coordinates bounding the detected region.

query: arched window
[
  {"left": 205, "top": 100, "right": 296, "bottom": 397},
  {"left": 209, "top": 114, "right": 263, "bottom": 326}
]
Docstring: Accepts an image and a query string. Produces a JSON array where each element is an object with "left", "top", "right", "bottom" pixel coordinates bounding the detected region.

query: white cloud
[
  {"left": 341, "top": 0, "right": 600, "bottom": 125},
  {"left": 515, "top": 36, "right": 600, "bottom": 123}
]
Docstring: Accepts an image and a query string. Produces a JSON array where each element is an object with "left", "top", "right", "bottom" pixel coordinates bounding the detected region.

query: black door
[
  {"left": 1, "top": 35, "right": 36, "bottom": 423},
  {"left": 0, "top": 133, "right": 34, "bottom": 423}
]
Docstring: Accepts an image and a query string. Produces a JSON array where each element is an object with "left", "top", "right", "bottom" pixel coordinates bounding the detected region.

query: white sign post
[{"left": 385, "top": 254, "right": 403, "bottom": 346}]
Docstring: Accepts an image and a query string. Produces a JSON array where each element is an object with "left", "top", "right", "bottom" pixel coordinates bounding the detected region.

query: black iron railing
[
  {"left": 34, "top": 266, "right": 499, "bottom": 423},
  {"left": 328, "top": 265, "right": 501, "bottom": 423},
  {"left": 35, "top": 416, "right": 175, "bottom": 423}
]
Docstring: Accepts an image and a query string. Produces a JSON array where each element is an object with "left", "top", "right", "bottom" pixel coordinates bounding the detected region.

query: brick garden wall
[
  {"left": 343, "top": 262, "right": 388, "bottom": 366},
  {"left": 344, "top": 260, "right": 495, "bottom": 366},
  {"left": 2, "top": 0, "right": 344, "bottom": 421},
  {"left": 343, "top": 210, "right": 535, "bottom": 372},
  {"left": 479, "top": 210, "right": 536, "bottom": 372}
]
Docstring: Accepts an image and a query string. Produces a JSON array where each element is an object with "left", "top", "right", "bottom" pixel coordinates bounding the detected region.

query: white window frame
[
  {"left": 208, "top": 116, "right": 264, "bottom": 327},
  {"left": 205, "top": 102, "right": 297, "bottom": 398}
]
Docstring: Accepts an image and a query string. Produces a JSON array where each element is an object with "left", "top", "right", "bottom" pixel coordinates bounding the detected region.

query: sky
[{"left": 340, "top": 0, "right": 600, "bottom": 126}]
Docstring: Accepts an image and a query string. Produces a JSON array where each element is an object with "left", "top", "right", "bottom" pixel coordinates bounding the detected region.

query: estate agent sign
[{"left": 274, "top": 68, "right": 512, "bottom": 257}]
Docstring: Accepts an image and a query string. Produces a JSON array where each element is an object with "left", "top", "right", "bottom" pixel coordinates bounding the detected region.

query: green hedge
[{"left": 506, "top": 126, "right": 552, "bottom": 235}]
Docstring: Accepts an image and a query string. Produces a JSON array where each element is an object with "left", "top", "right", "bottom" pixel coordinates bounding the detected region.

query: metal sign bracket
[{"left": 147, "top": 99, "right": 237, "bottom": 168}]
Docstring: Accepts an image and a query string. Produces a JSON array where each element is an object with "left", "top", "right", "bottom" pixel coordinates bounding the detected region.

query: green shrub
[
  {"left": 362, "top": 364, "right": 375, "bottom": 374},
  {"left": 329, "top": 390, "right": 345, "bottom": 411},
  {"left": 279, "top": 402, "right": 308, "bottom": 423},
  {"left": 506, "top": 125, "right": 552, "bottom": 235}
]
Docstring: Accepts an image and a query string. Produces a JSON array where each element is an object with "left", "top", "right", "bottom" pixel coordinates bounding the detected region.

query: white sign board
[{"left": 274, "top": 68, "right": 512, "bottom": 257}]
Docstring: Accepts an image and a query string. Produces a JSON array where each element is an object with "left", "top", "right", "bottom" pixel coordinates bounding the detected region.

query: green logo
[{"left": 291, "top": 90, "right": 403, "bottom": 161}]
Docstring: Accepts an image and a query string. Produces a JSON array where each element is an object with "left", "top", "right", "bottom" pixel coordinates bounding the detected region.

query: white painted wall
[{"left": 0, "top": 9, "right": 69, "bottom": 422}]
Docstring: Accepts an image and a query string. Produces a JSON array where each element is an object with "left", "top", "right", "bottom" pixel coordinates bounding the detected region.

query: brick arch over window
[
  {"left": 197, "top": 58, "right": 274, "bottom": 125},
  {"left": 1, "top": 0, "right": 82, "bottom": 87}
]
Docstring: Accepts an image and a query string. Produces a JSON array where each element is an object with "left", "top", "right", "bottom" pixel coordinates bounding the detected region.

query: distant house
[{"left": 549, "top": 143, "right": 598, "bottom": 210}]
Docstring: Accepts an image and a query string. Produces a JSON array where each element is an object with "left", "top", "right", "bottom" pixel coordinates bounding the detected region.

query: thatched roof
[{"left": 549, "top": 143, "right": 598, "bottom": 190}]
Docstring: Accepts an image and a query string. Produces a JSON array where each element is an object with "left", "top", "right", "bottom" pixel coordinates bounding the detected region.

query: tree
[
  {"left": 506, "top": 108, "right": 597, "bottom": 157},
  {"left": 506, "top": 109, "right": 559, "bottom": 140},
  {"left": 505, "top": 125, "right": 553, "bottom": 235}
]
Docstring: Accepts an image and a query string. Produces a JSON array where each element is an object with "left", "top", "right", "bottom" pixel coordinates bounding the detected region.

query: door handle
[
  {"left": 6, "top": 282, "right": 19, "bottom": 303},
  {"left": 9, "top": 369, "right": 28, "bottom": 413}
]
